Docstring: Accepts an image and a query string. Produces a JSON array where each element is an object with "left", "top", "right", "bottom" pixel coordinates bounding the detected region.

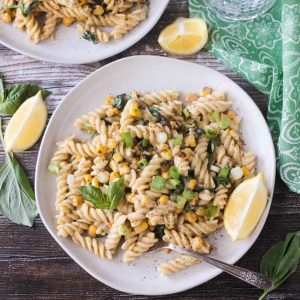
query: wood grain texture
[{"left": 0, "top": 1, "right": 299, "bottom": 299}]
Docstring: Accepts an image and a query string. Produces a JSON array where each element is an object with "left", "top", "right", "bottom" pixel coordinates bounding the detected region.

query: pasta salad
[
  {"left": 0, "top": 0, "right": 149, "bottom": 44},
  {"left": 49, "top": 87, "right": 256, "bottom": 275}
]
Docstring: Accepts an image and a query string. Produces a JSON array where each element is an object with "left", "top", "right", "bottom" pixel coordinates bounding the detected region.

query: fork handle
[{"left": 168, "top": 243, "right": 273, "bottom": 290}]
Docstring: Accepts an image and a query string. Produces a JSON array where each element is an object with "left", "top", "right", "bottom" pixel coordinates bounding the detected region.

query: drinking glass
[{"left": 205, "top": 0, "right": 276, "bottom": 21}]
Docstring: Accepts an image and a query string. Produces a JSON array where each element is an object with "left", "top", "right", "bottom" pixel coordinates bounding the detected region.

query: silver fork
[{"left": 148, "top": 240, "right": 273, "bottom": 290}]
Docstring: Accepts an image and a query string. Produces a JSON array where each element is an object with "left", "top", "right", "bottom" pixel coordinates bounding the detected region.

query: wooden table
[{"left": 0, "top": 1, "right": 300, "bottom": 299}]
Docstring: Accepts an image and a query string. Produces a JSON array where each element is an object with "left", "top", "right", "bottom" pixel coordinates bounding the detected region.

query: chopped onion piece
[
  {"left": 210, "top": 165, "right": 220, "bottom": 173},
  {"left": 66, "top": 174, "right": 74, "bottom": 185},
  {"left": 230, "top": 167, "right": 243, "bottom": 181},
  {"left": 156, "top": 132, "right": 168, "bottom": 144}
]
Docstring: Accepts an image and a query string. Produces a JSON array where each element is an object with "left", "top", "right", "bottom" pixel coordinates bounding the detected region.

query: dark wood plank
[{"left": 0, "top": 0, "right": 299, "bottom": 299}]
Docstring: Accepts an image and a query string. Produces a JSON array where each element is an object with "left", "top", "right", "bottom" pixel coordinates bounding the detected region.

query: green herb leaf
[
  {"left": 204, "top": 204, "right": 219, "bottom": 219},
  {"left": 0, "top": 82, "right": 50, "bottom": 115},
  {"left": 80, "top": 185, "right": 110, "bottom": 209},
  {"left": 108, "top": 177, "right": 125, "bottom": 210},
  {"left": 259, "top": 232, "right": 300, "bottom": 300},
  {"left": 219, "top": 166, "right": 230, "bottom": 179},
  {"left": 122, "top": 132, "right": 133, "bottom": 148},
  {"left": 183, "top": 108, "right": 190, "bottom": 119},
  {"left": 149, "top": 107, "right": 167, "bottom": 125},
  {"left": 220, "top": 116, "right": 230, "bottom": 129},
  {"left": 48, "top": 163, "right": 60, "bottom": 175},
  {"left": 194, "top": 128, "right": 205, "bottom": 137},
  {"left": 182, "top": 188, "right": 196, "bottom": 201},
  {"left": 173, "top": 135, "right": 183, "bottom": 146},
  {"left": 211, "top": 111, "right": 220, "bottom": 121},
  {"left": 112, "top": 94, "right": 131, "bottom": 111},
  {"left": 142, "top": 138, "right": 148, "bottom": 147},
  {"left": 154, "top": 224, "right": 165, "bottom": 238},
  {"left": 176, "top": 196, "right": 187, "bottom": 208},
  {"left": 169, "top": 166, "right": 180, "bottom": 179},
  {"left": 82, "top": 31, "right": 98, "bottom": 44},
  {"left": 205, "top": 128, "right": 218, "bottom": 140},
  {"left": 151, "top": 176, "right": 166, "bottom": 191},
  {"left": 21, "top": 0, "right": 38, "bottom": 17},
  {"left": 137, "top": 158, "right": 148, "bottom": 169},
  {"left": 0, "top": 118, "right": 37, "bottom": 226}
]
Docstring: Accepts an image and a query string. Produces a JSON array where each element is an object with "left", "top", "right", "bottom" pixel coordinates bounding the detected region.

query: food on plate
[
  {"left": 158, "top": 17, "right": 208, "bottom": 55},
  {"left": 224, "top": 172, "right": 268, "bottom": 242},
  {"left": 49, "top": 87, "right": 259, "bottom": 275},
  {"left": 0, "top": 0, "right": 149, "bottom": 44},
  {"left": 4, "top": 90, "right": 48, "bottom": 152}
]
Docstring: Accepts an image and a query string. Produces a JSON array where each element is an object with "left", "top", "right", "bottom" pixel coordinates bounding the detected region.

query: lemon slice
[
  {"left": 4, "top": 91, "right": 47, "bottom": 152},
  {"left": 224, "top": 172, "right": 268, "bottom": 242},
  {"left": 158, "top": 17, "right": 208, "bottom": 55}
]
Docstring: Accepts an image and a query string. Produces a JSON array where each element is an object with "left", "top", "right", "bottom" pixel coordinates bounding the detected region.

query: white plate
[
  {"left": 35, "top": 55, "right": 276, "bottom": 295},
  {"left": 0, "top": 1, "right": 168, "bottom": 64}
]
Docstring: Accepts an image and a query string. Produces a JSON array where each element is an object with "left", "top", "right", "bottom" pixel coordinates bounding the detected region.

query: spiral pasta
[
  {"left": 49, "top": 87, "right": 258, "bottom": 275},
  {"left": 0, "top": 0, "right": 150, "bottom": 44}
]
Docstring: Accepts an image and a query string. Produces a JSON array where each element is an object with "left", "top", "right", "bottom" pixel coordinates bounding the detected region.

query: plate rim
[
  {"left": 0, "top": 1, "right": 169, "bottom": 64},
  {"left": 35, "top": 55, "right": 276, "bottom": 295}
]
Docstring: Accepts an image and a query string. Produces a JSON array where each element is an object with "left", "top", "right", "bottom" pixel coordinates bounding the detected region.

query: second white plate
[
  {"left": 36, "top": 55, "right": 276, "bottom": 295},
  {"left": 0, "top": 1, "right": 169, "bottom": 64}
]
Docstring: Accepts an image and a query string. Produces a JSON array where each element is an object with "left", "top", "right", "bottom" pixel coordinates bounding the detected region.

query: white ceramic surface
[
  {"left": 0, "top": 1, "right": 169, "bottom": 64},
  {"left": 35, "top": 55, "right": 276, "bottom": 295}
]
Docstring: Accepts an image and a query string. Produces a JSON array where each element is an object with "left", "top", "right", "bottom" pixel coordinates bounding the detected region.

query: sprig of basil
[
  {"left": 0, "top": 76, "right": 51, "bottom": 115},
  {"left": 0, "top": 118, "right": 37, "bottom": 226},
  {"left": 259, "top": 232, "right": 300, "bottom": 299},
  {"left": 80, "top": 177, "right": 125, "bottom": 210}
]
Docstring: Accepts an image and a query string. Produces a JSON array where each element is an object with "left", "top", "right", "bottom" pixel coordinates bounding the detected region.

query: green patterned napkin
[{"left": 189, "top": 0, "right": 300, "bottom": 193}]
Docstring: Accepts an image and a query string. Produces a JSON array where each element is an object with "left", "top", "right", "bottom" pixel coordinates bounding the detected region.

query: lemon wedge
[
  {"left": 158, "top": 17, "right": 208, "bottom": 55},
  {"left": 4, "top": 91, "right": 47, "bottom": 152},
  {"left": 224, "top": 172, "right": 268, "bottom": 242}
]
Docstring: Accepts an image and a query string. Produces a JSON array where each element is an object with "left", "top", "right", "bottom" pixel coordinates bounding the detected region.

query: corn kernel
[
  {"left": 84, "top": 174, "right": 92, "bottom": 184},
  {"left": 201, "top": 87, "right": 212, "bottom": 96},
  {"left": 113, "top": 152, "right": 123, "bottom": 163},
  {"left": 161, "top": 149, "right": 172, "bottom": 160},
  {"left": 73, "top": 196, "right": 84, "bottom": 207},
  {"left": 227, "top": 111, "right": 236, "bottom": 119},
  {"left": 92, "top": 177, "right": 99, "bottom": 188},
  {"left": 62, "top": 17, "right": 75, "bottom": 26},
  {"left": 187, "top": 179, "right": 197, "bottom": 190},
  {"left": 97, "top": 146, "right": 107, "bottom": 156},
  {"left": 159, "top": 195, "right": 169, "bottom": 204},
  {"left": 109, "top": 171, "right": 120, "bottom": 181},
  {"left": 162, "top": 171, "right": 169, "bottom": 179},
  {"left": 127, "top": 193, "right": 135, "bottom": 203},
  {"left": 129, "top": 104, "right": 142, "bottom": 118},
  {"left": 119, "top": 165, "right": 130, "bottom": 176},
  {"left": 93, "top": 5, "right": 105, "bottom": 16},
  {"left": 186, "top": 211, "right": 197, "bottom": 223},
  {"left": 196, "top": 207, "right": 205, "bottom": 216},
  {"left": 185, "top": 93, "right": 198, "bottom": 103},
  {"left": 134, "top": 221, "right": 148, "bottom": 234},
  {"left": 105, "top": 95, "right": 114, "bottom": 105},
  {"left": 119, "top": 161, "right": 129, "bottom": 166},
  {"left": 175, "top": 206, "right": 183, "bottom": 214},
  {"left": 107, "top": 138, "right": 117, "bottom": 149},
  {"left": 0, "top": 12, "right": 12, "bottom": 23},
  {"left": 141, "top": 196, "right": 151, "bottom": 207},
  {"left": 109, "top": 160, "right": 118, "bottom": 172},
  {"left": 76, "top": 155, "right": 82, "bottom": 162},
  {"left": 107, "top": 108, "right": 120, "bottom": 117},
  {"left": 88, "top": 225, "right": 97, "bottom": 238},
  {"left": 242, "top": 166, "right": 250, "bottom": 177},
  {"left": 187, "top": 134, "right": 196, "bottom": 148}
]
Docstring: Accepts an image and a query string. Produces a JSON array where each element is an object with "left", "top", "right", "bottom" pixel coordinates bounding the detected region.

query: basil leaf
[
  {"left": 0, "top": 118, "right": 37, "bottom": 226},
  {"left": 108, "top": 177, "right": 125, "bottom": 210},
  {"left": 0, "top": 83, "right": 50, "bottom": 115},
  {"left": 259, "top": 232, "right": 300, "bottom": 300},
  {"left": 113, "top": 94, "right": 131, "bottom": 111},
  {"left": 21, "top": 0, "right": 38, "bottom": 17},
  {"left": 80, "top": 185, "right": 110, "bottom": 209},
  {"left": 82, "top": 31, "right": 98, "bottom": 44},
  {"left": 154, "top": 224, "right": 165, "bottom": 238}
]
